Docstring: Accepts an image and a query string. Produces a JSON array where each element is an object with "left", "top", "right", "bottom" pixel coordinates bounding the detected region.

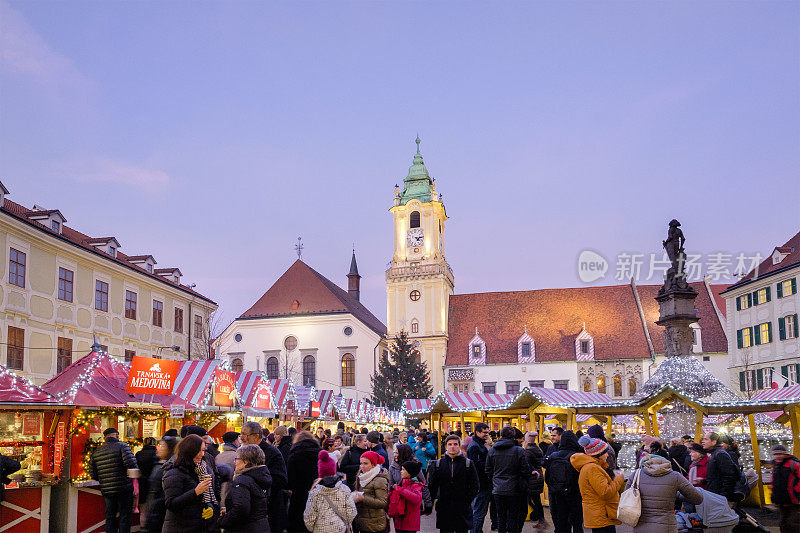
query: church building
[{"left": 214, "top": 256, "right": 387, "bottom": 401}]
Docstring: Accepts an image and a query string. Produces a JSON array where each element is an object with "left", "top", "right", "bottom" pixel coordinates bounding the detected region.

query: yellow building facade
[
  {"left": 0, "top": 183, "right": 217, "bottom": 384},
  {"left": 386, "top": 140, "right": 454, "bottom": 392}
]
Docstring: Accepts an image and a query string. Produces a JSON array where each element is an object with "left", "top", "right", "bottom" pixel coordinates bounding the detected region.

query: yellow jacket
[{"left": 570, "top": 453, "right": 625, "bottom": 528}]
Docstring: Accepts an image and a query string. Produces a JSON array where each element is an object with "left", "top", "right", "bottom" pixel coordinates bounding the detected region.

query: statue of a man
[{"left": 663, "top": 219, "right": 685, "bottom": 274}]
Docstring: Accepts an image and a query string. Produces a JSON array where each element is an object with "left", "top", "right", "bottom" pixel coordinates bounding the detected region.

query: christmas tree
[{"left": 371, "top": 331, "right": 433, "bottom": 410}]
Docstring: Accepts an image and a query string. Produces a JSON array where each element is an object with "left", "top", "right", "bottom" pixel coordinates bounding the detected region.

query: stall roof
[
  {"left": 0, "top": 364, "right": 56, "bottom": 403},
  {"left": 235, "top": 370, "right": 262, "bottom": 406},
  {"left": 438, "top": 392, "right": 515, "bottom": 412},
  {"left": 403, "top": 398, "right": 433, "bottom": 414},
  {"left": 751, "top": 384, "right": 800, "bottom": 403},
  {"left": 316, "top": 389, "right": 334, "bottom": 416},
  {"left": 172, "top": 360, "right": 220, "bottom": 407},
  {"left": 268, "top": 379, "right": 294, "bottom": 409},
  {"left": 528, "top": 387, "right": 613, "bottom": 407},
  {"left": 41, "top": 350, "right": 139, "bottom": 406}
]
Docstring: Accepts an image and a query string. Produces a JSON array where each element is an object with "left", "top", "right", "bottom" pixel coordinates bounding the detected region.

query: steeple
[
  {"left": 398, "top": 136, "right": 434, "bottom": 205},
  {"left": 347, "top": 250, "right": 361, "bottom": 301}
]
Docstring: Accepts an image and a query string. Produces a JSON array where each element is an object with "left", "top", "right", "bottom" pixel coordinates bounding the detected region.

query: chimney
[{"left": 347, "top": 250, "right": 361, "bottom": 301}]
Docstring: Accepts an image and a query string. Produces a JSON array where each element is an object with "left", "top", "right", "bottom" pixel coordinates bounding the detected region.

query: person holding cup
[{"left": 162, "top": 434, "right": 220, "bottom": 532}]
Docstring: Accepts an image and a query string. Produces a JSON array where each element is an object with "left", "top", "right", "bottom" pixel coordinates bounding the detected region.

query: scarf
[
  {"left": 195, "top": 460, "right": 218, "bottom": 505},
  {"left": 358, "top": 464, "right": 382, "bottom": 488}
]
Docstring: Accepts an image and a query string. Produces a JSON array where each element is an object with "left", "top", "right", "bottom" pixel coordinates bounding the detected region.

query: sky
[{"left": 1, "top": 1, "right": 798, "bottom": 332}]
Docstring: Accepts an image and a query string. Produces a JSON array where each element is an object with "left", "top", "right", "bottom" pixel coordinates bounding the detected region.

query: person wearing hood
[
  {"left": 304, "top": 473, "right": 357, "bottom": 532},
  {"left": 543, "top": 430, "right": 583, "bottom": 533},
  {"left": 217, "top": 444, "right": 272, "bottom": 532},
  {"left": 410, "top": 432, "right": 437, "bottom": 474},
  {"left": 486, "top": 426, "right": 530, "bottom": 533},
  {"left": 627, "top": 453, "right": 702, "bottom": 532},
  {"left": 287, "top": 430, "right": 322, "bottom": 533},
  {"left": 587, "top": 425, "right": 617, "bottom": 476},
  {"left": 388, "top": 461, "right": 424, "bottom": 533},
  {"left": 570, "top": 436, "right": 625, "bottom": 533},
  {"left": 389, "top": 443, "right": 417, "bottom": 489},
  {"left": 353, "top": 450, "right": 390, "bottom": 533}
]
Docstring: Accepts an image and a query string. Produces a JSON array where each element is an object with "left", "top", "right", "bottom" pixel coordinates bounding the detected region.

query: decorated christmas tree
[{"left": 371, "top": 331, "right": 433, "bottom": 410}]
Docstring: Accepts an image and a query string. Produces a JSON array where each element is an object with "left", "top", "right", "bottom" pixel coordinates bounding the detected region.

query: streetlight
[{"left": 156, "top": 345, "right": 181, "bottom": 358}]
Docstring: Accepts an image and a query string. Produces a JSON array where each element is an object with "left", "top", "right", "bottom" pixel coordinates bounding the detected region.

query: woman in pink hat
[{"left": 352, "top": 451, "right": 389, "bottom": 533}]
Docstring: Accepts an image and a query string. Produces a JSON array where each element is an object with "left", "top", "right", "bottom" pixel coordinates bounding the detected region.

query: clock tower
[{"left": 386, "top": 137, "right": 454, "bottom": 393}]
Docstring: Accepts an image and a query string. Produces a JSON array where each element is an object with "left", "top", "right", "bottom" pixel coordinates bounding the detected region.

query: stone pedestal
[{"left": 655, "top": 286, "right": 698, "bottom": 358}]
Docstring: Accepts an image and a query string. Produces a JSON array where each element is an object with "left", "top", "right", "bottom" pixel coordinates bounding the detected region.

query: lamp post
[{"left": 156, "top": 345, "right": 181, "bottom": 358}]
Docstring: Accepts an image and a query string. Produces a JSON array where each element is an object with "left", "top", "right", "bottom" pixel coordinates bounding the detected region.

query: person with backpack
[
  {"left": 466, "top": 423, "right": 492, "bottom": 533},
  {"left": 428, "top": 434, "right": 479, "bottom": 533},
  {"left": 486, "top": 426, "right": 530, "bottom": 533},
  {"left": 388, "top": 461, "right": 424, "bottom": 533},
  {"left": 770, "top": 444, "right": 800, "bottom": 533},
  {"left": 304, "top": 473, "right": 357, "bottom": 533},
  {"left": 411, "top": 432, "right": 437, "bottom": 476},
  {"left": 570, "top": 435, "right": 625, "bottom": 533},
  {"left": 543, "top": 430, "right": 583, "bottom": 533}
]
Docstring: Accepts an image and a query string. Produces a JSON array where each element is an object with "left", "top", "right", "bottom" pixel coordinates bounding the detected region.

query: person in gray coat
[{"left": 626, "top": 454, "right": 703, "bottom": 532}]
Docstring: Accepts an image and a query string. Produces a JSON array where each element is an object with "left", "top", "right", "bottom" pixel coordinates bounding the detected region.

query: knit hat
[
  {"left": 587, "top": 424, "right": 605, "bottom": 440},
  {"left": 402, "top": 461, "right": 422, "bottom": 479},
  {"left": 163, "top": 428, "right": 179, "bottom": 438},
  {"left": 222, "top": 431, "right": 240, "bottom": 444},
  {"left": 366, "top": 431, "right": 382, "bottom": 444},
  {"left": 180, "top": 425, "right": 207, "bottom": 438},
  {"left": 318, "top": 450, "right": 337, "bottom": 477},
  {"left": 361, "top": 450, "right": 385, "bottom": 467},
  {"left": 578, "top": 435, "right": 609, "bottom": 457},
  {"left": 688, "top": 443, "right": 706, "bottom": 454},
  {"left": 772, "top": 444, "right": 790, "bottom": 456},
  {"left": 103, "top": 427, "right": 119, "bottom": 436}
]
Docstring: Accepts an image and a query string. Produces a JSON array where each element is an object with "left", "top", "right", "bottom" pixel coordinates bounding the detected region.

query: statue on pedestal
[{"left": 659, "top": 219, "right": 694, "bottom": 295}]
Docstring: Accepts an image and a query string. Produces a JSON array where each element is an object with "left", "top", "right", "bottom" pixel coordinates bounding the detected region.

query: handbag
[
  {"left": 322, "top": 493, "right": 353, "bottom": 533},
  {"left": 617, "top": 468, "right": 642, "bottom": 527}
]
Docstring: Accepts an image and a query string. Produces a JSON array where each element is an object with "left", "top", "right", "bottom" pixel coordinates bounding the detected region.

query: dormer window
[
  {"left": 581, "top": 340, "right": 590, "bottom": 354},
  {"left": 85, "top": 237, "right": 121, "bottom": 258},
  {"left": 521, "top": 343, "right": 531, "bottom": 357},
  {"left": 0, "top": 181, "right": 8, "bottom": 207},
  {"left": 772, "top": 247, "right": 791, "bottom": 265},
  {"left": 469, "top": 330, "right": 486, "bottom": 366},
  {"left": 155, "top": 268, "right": 183, "bottom": 284},
  {"left": 575, "top": 325, "right": 594, "bottom": 361},
  {"left": 27, "top": 208, "right": 67, "bottom": 235},
  {"left": 108, "top": 245, "right": 116, "bottom": 258},
  {"left": 51, "top": 220, "right": 60, "bottom": 233},
  {"left": 472, "top": 345, "right": 481, "bottom": 358},
  {"left": 517, "top": 327, "right": 535, "bottom": 363},
  {"left": 127, "top": 255, "right": 157, "bottom": 273}
]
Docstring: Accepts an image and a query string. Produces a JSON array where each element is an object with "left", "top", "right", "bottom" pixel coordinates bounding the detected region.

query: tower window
[
  {"left": 409, "top": 290, "right": 421, "bottom": 301},
  {"left": 521, "top": 343, "right": 531, "bottom": 357},
  {"left": 410, "top": 211, "right": 421, "bottom": 228}
]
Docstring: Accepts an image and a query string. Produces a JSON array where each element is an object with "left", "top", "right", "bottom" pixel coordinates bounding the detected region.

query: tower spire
[
  {"left": 415, "top": 134, "right": 421, "bottom": 154},
  {"left": 347, "top": 249, "right": 361, "bottom": 301}
]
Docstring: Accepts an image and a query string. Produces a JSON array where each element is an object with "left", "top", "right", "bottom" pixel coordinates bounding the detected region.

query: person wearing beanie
[
  {"left": 570, "top": 435, "right": 625, "bottom": 532},
  {"left": 388, "top": 461, "right": 424, "bottom": 533},
  {"left": 317, "top": 449, "right": 338, "bottom": 478},
  {"left": 353, "top": 450, "right": 390, "bottom": 533},
  {"left": 163, "top": 428, "right": 178, "bottom": 438},
  {"left": 588, "top": 424, "right": 618, "bottom": 475}
]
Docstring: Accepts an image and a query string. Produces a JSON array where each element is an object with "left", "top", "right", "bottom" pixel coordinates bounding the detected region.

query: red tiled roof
[
  {"left": 446, "top": 281, "right": 728, "bottom": 365},
  {"left": 722, "top": 230, "right": 800, "bottom": 293},
  {"left": 1, "top": 198, "right": 216, "bottom": 305},
  {"left": 238, "top": 260, "right": 386, "bottom": 335}
]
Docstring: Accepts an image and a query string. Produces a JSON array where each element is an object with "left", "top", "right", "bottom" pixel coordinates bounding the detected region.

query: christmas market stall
[{"left": 0, "top": 364, "right": 68, "bottom": 533}]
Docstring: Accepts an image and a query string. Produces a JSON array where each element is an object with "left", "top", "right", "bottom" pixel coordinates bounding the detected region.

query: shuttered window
[
  {"left": 777, "top": 278, "right": 797, "bottom": 298},
  {"left": 57, "top": 337, "right": 72, "bottom": 374},
  {"left": 7, "top": 326, "right": 24, "bottom": 371}
]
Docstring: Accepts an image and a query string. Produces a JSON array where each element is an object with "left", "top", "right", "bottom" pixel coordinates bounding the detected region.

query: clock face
[{"left": 407, "top": 228, "right": 424, "bottom": 248}]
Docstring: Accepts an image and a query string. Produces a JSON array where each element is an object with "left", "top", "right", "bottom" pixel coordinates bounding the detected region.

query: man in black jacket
[
  {"left": 702, "top": 431, "right": 740, "bottom": 501},
  {"left": 338, "top": 433, "right": 368, "bottom": 489},
  {"left": 241, "top": 421, "right": 287, "bottom": 533},
  {"left": 89, "top": 427, "right": 138, "bottom": 533},
  {"left": 429, "top": 434, "right": 479, "bottom": 533},
  {"left": 467, "top": 423, "right": 491, "bottom": 533},
  {"left": 543, "top": 430, "right": 583, "bottom": 533},
  {"left": 486, "top": 426, "right": 530, "bottom": 533},
  {"left": 134, "top": 437, "right": 158, "bottom": 510}
]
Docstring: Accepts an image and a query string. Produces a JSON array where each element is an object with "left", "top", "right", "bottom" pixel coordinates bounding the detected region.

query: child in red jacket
[{"left": 388, "top": 461, "right": 424, "bottom": 533}]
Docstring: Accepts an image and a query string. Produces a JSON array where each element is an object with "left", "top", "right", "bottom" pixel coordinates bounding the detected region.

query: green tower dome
[{"left": 398, "top": 136, "right": 434, "bottom": 205}]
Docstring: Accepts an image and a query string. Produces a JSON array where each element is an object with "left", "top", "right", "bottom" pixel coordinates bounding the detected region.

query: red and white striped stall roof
[
  {"left": 403, "top": 399, "right": 432, "bottom": 413},
  {"left": 442, "top": 392, "right": 514, "bottom": 411},
  {"left": 316, "top": 390, "right": 334, "bottom": 416},
  {"left": 751, "top": 384, "right": 800, "bottom": 402},
  {"left": 172, "top": 360, "right": 220, "bottom": 406},
  {"left": 340, "top": 398, "right": 354, "bottom": 419},
  {"left": 528, "top": 387, "right": 613, "bottom": 406},
  {"left": 268, "top": 379, "right": 293, "bottom": 408},
  {"left": 235, "top": 371, "right": 262, "bottom": 405},
  {"left": 294, "top": 386, "right": 314, "bottom": 411}
]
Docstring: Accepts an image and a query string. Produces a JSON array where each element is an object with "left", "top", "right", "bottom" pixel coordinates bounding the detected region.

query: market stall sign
[
  {"left": 309, "top": 401, "right": 320, "bottom": 418},
  {"left": 22, "top": 413, "right": 42, "bottom": 437},
  {"left": 170, "top": 404, "right": 185, "bottom": 418},
  {"left": 126, "top": 356, "right": 181, "bottom": 395},
  {"left": 54, "top": 421, "right": 66, "bottom": 476},
  {"left": 254, "top": 386, "right": 272, "bottom": 410},
  {"left": 213, "top": 368, "right": 236, "bottom": 407}
]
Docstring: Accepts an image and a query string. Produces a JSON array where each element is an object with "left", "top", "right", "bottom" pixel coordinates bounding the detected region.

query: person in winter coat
[
  {"left": 162, "top": 434, "right": 219, "bottom": 533},
  {"left": 353, "top": 450, "right": 390, "bottom": 533},
  {"left": 388, "top": 461, "right": 424, "bottom": 533},
  {"left": 486, "top": 426, "right": 530, "bottom": 533},
  {"left": 524, "top": 431, "right": 545, "bottom": 527},
  {"left": 304, "top": 474, "right": 357, "bottom": 533},
  {"left": 428, "top": 434, "right": 480, "bottom": 533},
  {"left": 410, "top": 432, "right": 437, "bottom": 474},
  {"left": 287, "top": 431, "right": 322, "bottom": 533},
  {"left": 216, "top": 431, "right": 240, "bottom": 508},
  {"left": 217, "top": 444, "right": 272, "bottom": 532},
  {"left": 769, "top": 444, "right": 800, "bottom": 533},
  {"left": 701, "top": 432, "right": 740, "bottom": 502},
  {"left": 240, "top": 421, "right": 288, "bottom": 533},
  {"left": 366, "top": 431, "right": 390, "bottom": 466},
  {"left": 318, "top": 448, "right": 339, "bottom": 479},
  {"left": 144, "top": 436, "right": 177, "bottom": 533},
  {"left": 389, "top": 444, "right": 417, "bottom": 489},
  {"left": 136, "top": 437, "right": 159, "bottom": 511},
  {"left": 90, "top": 427, "right": 139, "bottom": 533},
  {"left": 538, "top": 431, "right": 552, "bottom": 457},
  {"left": 626, "top": 454, "right": 702, "bottom": 533},
  {"left": 687, "top": 443, "right": 709, "bottom": 488},
  {"left": 587, "top": 425, "right": 617, "bottom": 476},
  {"left": 719, "top": 435, "right": 741, "bottom": 469},
  {"left": 667, "top": 438, "right": 691, "bottom": 475},
  {"left": 340, "top": 434, "right": 369, "bottom": 489},
  {"left": 0, "top": 451, "right": 21, "bottom": 504},
  {"left": 273, "top": 425, "right": 292, "bottom": 463},
  {"left": 467, "top": 423, "right": 492, "bottom": 533},
  {"left": 570, "top": 435, "right": 625, "bottom": 533},
  {"left": 543, "top": 430, "right": 583, "bottom": 533}
]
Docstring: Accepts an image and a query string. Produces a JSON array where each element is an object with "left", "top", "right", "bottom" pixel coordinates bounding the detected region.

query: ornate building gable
[{"left": 575, "top": 324, "right": 595, "bottom": 361}]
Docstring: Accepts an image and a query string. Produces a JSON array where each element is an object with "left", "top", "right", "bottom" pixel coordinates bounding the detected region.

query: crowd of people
[{"left": 82, "top": 421, "right": 800, "bottom": 533}]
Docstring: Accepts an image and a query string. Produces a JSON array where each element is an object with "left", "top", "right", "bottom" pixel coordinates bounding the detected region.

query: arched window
[
  {"left": 231, "top": 358, "right": 244, "bottom": 373},
  {"left": 597, "top": 375, "right": 606, "bottom": 395},
  {"left": 583, "top": 379, "right": 592, "bottom": 392},
  {"left": 266, "top": 357, "right": 279, "bottom": 380},
  {"left": 302, "top": 355, "right": 316, "bottom": 387},
  {"left": 628, "top": 379, "right": 637, "bottom": 396},
  {"left": 341, "top": 353, "right": 355, "bottom": 387},
  {"left": 613, "top": 375, "right": 622, "bottom": 397},
  {"left": 410, "top": 211, "right": 421, "bottom": 228}
]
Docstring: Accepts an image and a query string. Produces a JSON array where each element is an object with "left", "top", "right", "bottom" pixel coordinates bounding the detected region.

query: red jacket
[
  {"left": 689, "top": 455, "right": 708, "bottom": 487},
  {"left": 388, "top": 479, "right": 423, "bottom": 531}
]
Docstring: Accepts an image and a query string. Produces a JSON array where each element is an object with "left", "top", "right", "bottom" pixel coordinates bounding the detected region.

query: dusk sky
[{"left": 2, "top": 1, "right": 798, "bottom": 332}]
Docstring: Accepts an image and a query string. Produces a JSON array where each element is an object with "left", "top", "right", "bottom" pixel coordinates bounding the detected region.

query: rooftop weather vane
[{"left": 295, "top": 236, "right": 304, "bottom": 259}]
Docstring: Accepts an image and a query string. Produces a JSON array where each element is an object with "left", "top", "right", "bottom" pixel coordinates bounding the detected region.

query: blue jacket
[{"left": 411, "top": 441, "right": 437, "bottom": 469}]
